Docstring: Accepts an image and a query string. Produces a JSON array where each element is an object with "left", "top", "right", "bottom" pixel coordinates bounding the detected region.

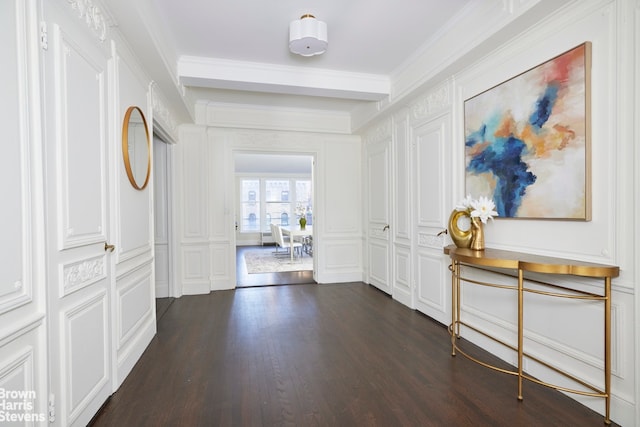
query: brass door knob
[{"left": 104, "top": 242, "right": 115, "bottom": 252}]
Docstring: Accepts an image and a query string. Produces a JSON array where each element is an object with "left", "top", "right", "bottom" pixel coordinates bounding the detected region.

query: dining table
[{"left": 280, "top": 225, "right": 313, "bottom": 261}]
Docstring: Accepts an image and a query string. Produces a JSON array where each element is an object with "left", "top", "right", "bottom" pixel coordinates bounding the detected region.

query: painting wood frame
[{"left": 464, "top": 42, "right": 592, "bottom": 220}]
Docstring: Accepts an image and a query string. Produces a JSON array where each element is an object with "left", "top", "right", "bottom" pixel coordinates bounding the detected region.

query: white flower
[
  {"left": 469, "top": 196, "right": 498, "bottom": 224},
  {"left": 295, "top": 203, "right": 308, "bottom": 217},
  {"left": 455, "top": 194, "right": 474, "bottom": 212},
  {"left": 454, "top": 195, "right": 498, "bottom": 224}
]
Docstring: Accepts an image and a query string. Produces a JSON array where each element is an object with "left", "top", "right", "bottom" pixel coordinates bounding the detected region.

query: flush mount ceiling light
[{"left": 289, "top": 14, "right": 327, "bottom": 57}]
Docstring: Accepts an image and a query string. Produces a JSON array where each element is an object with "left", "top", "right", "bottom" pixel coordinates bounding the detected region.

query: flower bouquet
[{"left": 449, "top": 195, "right": 498, "bottom": 250}]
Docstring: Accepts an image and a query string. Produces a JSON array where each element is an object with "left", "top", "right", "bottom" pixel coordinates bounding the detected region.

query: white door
[
  {"left": 42, "top": 3, "right": 113, "bottom": 425},
  {"left": 413, "top": 114, "right": 452, "bottom": 325},
  {"left": 365, "top": 137, "right": 392, "bottom": 294}
]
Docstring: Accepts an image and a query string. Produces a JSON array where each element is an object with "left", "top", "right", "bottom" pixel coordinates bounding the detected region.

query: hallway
[{"left": 91, "top": 283, "right": 613, "bottom": 426}]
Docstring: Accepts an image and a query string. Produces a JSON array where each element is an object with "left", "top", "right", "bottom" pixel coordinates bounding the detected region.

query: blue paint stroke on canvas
[
  {"left": 529, "top": 82, "right": 559, "bottom": 129},
  {"left": 466, "top": 116, "right": 537, "bottom": 218}
]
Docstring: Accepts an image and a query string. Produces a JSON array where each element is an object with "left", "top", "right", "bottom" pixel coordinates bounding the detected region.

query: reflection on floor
[{"left": 236, "top": 245, "right": 315, "bottom": 288}]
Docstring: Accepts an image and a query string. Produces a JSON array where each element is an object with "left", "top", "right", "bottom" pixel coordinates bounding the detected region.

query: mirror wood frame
[{"left": 121, "top": 106, "right": 151, "bottom": 190}]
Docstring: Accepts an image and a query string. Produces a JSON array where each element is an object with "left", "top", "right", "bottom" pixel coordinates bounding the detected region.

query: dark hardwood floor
[
  {"left": 236, "top": 245, "right": 315, "bottom": 287},
  {"left": 155, "top": 297, "right": 175, "bottom": 321},
  {"left": 92, "top": 283, "right": 614, "bottom": 426}
]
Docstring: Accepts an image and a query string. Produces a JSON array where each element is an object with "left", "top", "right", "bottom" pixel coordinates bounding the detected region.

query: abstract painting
[{"left": 464, "top": 42, "right": 591, "bottom": 220}]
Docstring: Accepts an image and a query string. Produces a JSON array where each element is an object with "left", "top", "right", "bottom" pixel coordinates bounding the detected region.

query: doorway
[
  {"left": 234, "top": 152, "right": 315, "bottom": 286},
  {"left": 236, "top": 245, "right": 314, "bottom": 287}
]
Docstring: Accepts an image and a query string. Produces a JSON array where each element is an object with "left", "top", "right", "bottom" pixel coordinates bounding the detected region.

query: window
[
  {"left": 240, "top": 179, "right": 260, "bottom": 231},
  {"left": 238, "top": 177, "right": 312, "bottom": 232}
]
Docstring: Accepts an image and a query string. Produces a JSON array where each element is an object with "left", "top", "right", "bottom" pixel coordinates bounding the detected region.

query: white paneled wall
[
  {"left": 361, "top": 1, "right": 638, "bottom": 425},
  {"left": 175, "top": 124, "right": 363, "bottom": 289},
  {"left": 392, "top": 113, "right": 413, "bottom": 307},
  {"left": 1, "top": 0, "right": 637, "bottom": 425},
  {"left": 112, "top": 36, "right": 156, "bottom": 389},
  {"left": 0, "top": 0, "right": 159, "bottom": 424},
  {"left": 0, "top": 0, "right": 61, "bottom": 422},
  {"left": 175, "top": 126, "right": 212, "bottom": 294}
]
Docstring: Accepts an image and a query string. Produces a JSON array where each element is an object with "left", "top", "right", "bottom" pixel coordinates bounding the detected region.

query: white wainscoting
[
  {"left": 210, "top": 243, "right": 232, "bottom": 290},
  {"left": 62, "top": 290, "right": 109, "bottom": 425},
  {"left": 176, "top": 126, "right": 364, "bottom": 289},
  {"left": 181, "top": 244, "right": 211, "bottom": 295},
  {"left": 114, "top": 259, "right": 156, "bottom": 385},
  {"left": 392, "top": 246, "right": 412, "bottom": 307}
]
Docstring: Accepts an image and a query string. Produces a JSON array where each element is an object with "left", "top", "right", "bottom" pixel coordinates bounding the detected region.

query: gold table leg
[
  {"left": 450, "top": 260, "right": 459, "bottom": 356},
  {"left": 517, "top": 268, "right": 524, "bottom": 401},
  {"left": 604, "top": 276, "right": 611, "bottom": 425}
]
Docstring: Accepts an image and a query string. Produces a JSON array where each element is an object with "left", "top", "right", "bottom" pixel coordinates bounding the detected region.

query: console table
[{"left": 445, "top": 245, "right": 619, "bottom": 424}]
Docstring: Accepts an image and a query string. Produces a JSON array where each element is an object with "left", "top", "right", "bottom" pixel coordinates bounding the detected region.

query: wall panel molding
[
  {"left": 0, "top": 0, "right": 38, "bottom": 317},
  {"left": 116, "top": 263, "right": 153, "bottom": 349},
  {"left": 63, "top": 290, "right": 109, "bottom": 424},
  {"left": 393, "top": 247, "right": 412, "bottom": 295},
  {"left": 61, "top": 255, "right": 106, "bottom": 297},
  {"left": 181, "top": 245, "right": 210, "bottom": 287},
  {"left": 416, "top": 252, "right": 446, "bottom": 315},
  {"left": 323, "top": 241, "right": 360, "bottom": 270},
  {"left": 54, "top": 24, "right": 107, "bottom": 250},
  {"left": 181, "top": 136, "right": 208, "bottom": 239},
  {"left": 393, "top": 112, "right": 411, "bottom": 241},
  {"left": 0, "top": 315, "right": 45, "bottom": 349},
  {"left": 367, "top": 241, "right": 388, "bottom": 286},
  {"left": 414, "top": 120, "right": 445, "bottom": 228}
]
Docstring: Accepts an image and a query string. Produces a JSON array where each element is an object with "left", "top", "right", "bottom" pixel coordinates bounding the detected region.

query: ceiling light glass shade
[{"left": 289, "top": 14, "right": 327, "bottom": 57}]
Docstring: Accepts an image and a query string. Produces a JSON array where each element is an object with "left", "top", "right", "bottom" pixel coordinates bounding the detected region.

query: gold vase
[
  {"left": 470, "top": 217, "right": 485, "bottom": 251},
  {"left": 448, "top": 210, "right": 473, "bottom": 248},
  {"left": 299, "top": 217, "right": 306, "bottom": 229}
]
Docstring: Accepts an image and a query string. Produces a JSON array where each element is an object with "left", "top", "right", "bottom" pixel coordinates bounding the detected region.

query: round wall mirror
[{"left": 122, "top": 106, "right": 151, "bottom": 190}]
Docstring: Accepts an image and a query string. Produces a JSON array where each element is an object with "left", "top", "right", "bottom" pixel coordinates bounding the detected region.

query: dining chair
[{"left": 274, "top": 225, "right": 302, "bottom": 258}]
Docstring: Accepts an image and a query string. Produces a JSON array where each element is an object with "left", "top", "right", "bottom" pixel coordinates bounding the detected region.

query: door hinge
[
  {"left": 48, "top": 393, "right": 55, "bottom": 422},
  {"left": 40, "top": 22, "right": 48, "bottom": 50}
]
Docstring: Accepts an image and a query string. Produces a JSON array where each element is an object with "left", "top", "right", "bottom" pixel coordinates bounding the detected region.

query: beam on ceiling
[{"left": 178, "top": 56, "right": 390, "bottom": 101}]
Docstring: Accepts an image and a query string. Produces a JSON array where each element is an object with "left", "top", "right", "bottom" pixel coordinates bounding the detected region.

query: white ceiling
[{"left": 107, "top": 0, "right": 471, "bottom": 117}]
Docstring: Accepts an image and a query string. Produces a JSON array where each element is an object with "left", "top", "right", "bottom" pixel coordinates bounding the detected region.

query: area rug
[{"left": 244, "top": 250, "right": 313, "bottom": 274}]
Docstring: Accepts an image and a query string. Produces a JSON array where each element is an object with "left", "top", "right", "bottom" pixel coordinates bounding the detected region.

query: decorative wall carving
[
  {"left": 66, "top": 0, "right": 108, "bottom": 41},
  {"left": 369, "top": 227, "right": 388, "bottom": 239},
  {"left": 63, "top": 257, "right": 105, "bottom": 294},
  {"left": 418, "top": 232, "right": 444, "bottom": 249},
  {"left": 411, "top": 83, "right": 452, "bottom": 121},
  {"left": 363, "top": 118, "right": 392, "bottom": 145},
  {"left": 150, "top": 83, "right": 179, "bottom": 143}
]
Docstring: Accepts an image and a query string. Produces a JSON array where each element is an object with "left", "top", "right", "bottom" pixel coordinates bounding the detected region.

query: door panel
[
  {"left": 43, "top": 3, "right": 112, "bottom": 425},
  {"left": 365, "top": 138, "right": 391, "bottom": 294},
  {"left": 65, "top": 291, "right": 109, "bottom": 418},
  {"left": 413, "top": 115, "right": 451, "bottom": 325},
  {"left": 416, "top": 252, "right": 446, "bottom": 314},
  {"left": 392, "top": 114, "right": 413, "bottom": 307},
  {"left": 368, "top": 241, "right": 389, "bottom": 287}
]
